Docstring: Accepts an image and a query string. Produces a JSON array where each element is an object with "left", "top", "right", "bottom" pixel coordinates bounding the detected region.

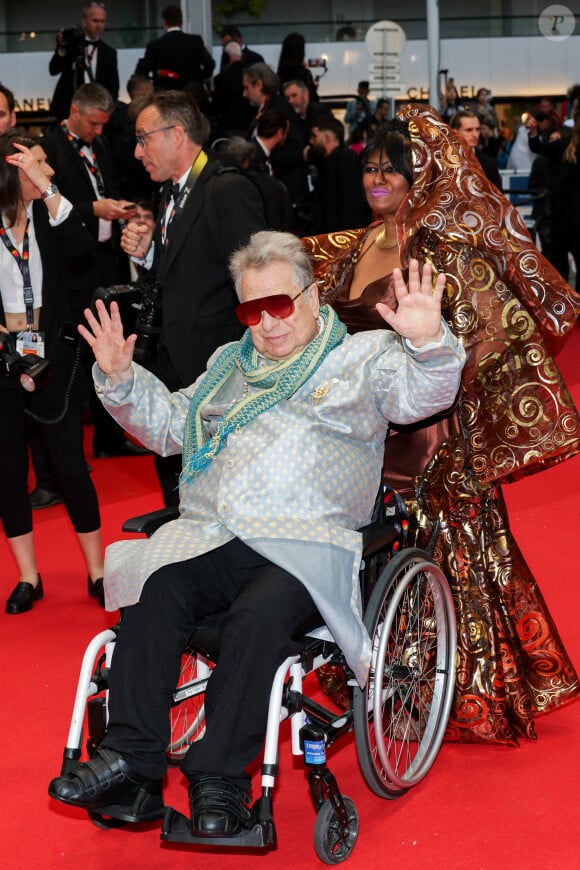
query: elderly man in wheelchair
[{"left": 48, "top": 231, "right": 464, "bottom": 856}]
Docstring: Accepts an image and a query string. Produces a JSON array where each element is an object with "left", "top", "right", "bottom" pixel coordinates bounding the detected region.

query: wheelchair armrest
[{"left": 122, "top": 506, "right": 180, "bottom": 536}]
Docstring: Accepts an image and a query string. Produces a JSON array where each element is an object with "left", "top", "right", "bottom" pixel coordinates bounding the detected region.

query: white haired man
[{"left": 49, "top": 231, "right": 465, "bottom": 838}]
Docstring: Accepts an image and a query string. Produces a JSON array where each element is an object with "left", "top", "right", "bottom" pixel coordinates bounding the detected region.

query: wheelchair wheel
[
  {"left": 166, "top": 648, "right": 210, "bottom": 762},
  {"left": 353, "top": 548, "right": 456, "bottom": 798},
  {"left": 313, "top": 796, "right": 358, "bottom": 864}
]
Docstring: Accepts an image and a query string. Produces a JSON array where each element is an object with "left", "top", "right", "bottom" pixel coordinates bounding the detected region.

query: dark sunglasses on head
[{"left": 236, "top": 285, "right": 311, "bottom": 326}]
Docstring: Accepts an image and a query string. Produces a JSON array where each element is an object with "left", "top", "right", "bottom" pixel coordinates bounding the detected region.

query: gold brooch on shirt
[{"left": 310, "top": 382, "right": 332, "bottom": 403}]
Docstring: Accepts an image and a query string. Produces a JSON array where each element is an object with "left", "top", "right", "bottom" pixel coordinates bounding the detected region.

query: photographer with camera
[
  {"left": 49, "top": 2, "right": 119, "bottom": 123},
  {"left": 43, "top": 83, "right": 146, "bottom": 462},
  {"left": 0, "top": 131, "right": 104, "bottom": 614}
]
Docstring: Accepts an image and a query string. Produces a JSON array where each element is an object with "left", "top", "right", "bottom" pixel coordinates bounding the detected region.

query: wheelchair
[{"left": 54, "top": 489, "right": 456, "bottom": 864}]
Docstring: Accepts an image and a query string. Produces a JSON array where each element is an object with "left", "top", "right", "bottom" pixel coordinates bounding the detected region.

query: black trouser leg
[
  {"left": 29, "top": 425, "right": 60, "bottom": 494},
  {"left": 0, "top": 384, "right": 32, "bottom": 537},
  {"left": 101, "top": 539, "right": 319, "bottom": 783},
  {"left": 181, "top": 565, "right": 320, "bottom": 788}
]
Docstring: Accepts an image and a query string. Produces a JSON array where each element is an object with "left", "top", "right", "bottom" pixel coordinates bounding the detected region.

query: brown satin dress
[{"left": 304, "top": 217, "right": 579, "bottom": 745}]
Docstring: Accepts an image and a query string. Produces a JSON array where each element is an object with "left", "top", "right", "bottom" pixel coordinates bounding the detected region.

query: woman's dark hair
[
  {"left": 0, "top": 129, "right": 40, "bottom": 227},
  {"left": 277, "top": 32, "right": 306, "bottom": 71},
  {"left": 360, "top": 118, "right": 413, "bottom": 187},
  {"left": 564, "top": 115, "right": 580, "bottom": 164}
]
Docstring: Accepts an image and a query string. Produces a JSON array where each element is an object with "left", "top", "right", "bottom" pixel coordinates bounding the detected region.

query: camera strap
[{"left": 0, "top": 219, "right": 35, "bottom": 327}]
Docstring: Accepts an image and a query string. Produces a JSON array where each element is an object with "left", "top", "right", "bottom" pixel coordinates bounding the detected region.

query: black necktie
[
  {"left": 73, "top": 137, "right": 91, "bottom": 151},
  {"left": 85, "top": 38, "right": 101, "bottom": 48},
  {"left": 170, "top": 182, "right": 180, "bottom": 203}
]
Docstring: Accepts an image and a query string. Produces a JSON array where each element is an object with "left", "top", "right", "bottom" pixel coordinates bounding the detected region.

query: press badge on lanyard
[
  {"left": 17, "top": 330, "right": 45, "bottom": 357},
  {"left": 1, "top": 218, "right": 45, "bottom": 356}
]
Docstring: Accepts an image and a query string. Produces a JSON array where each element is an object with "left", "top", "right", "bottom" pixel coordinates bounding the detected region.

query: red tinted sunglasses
[{"left": 236, "top": 286, "right": 310, "bottom": 326}]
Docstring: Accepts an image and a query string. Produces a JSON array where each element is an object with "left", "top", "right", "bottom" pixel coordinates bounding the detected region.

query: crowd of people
[{"left": 0, "top": 0, "right": 579, "bottom": 845}]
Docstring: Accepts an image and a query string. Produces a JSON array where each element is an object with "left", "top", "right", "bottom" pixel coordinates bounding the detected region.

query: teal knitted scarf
[{"left": 181, "top": 304, "right": 346, "bottom": 481}]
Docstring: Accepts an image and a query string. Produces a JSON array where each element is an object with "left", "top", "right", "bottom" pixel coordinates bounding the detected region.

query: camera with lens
[
  {"left": 60, "top": 25, "right": 84, "bottom": 51},
  {"left": 93, "top": 277, "right": 162, "bottom": 365},
  {"left": 0, "top": 332, "right": 52, "bottom": 393}
]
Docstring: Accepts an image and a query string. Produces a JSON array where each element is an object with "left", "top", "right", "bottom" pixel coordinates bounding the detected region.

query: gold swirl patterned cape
[
  {"left": 303, "top": 104, "right": 580, "bottom": 743},
  {"left": 399, "top": 103, "right": 580, "bottom": 484}
]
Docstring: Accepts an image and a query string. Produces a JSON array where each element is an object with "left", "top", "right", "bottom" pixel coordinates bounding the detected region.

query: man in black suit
[
  {"left": 248, "top": 110, "right": 289, "bottom": 175},
  {"left": 102, "top": 74, "right": 158, "bottom": 204},
  {"left": 282, "top": 79, "right": 333, "bottom": 144},
  {"left": 213, "top": 134, "right": 293, "bottom": 232},
  {"left": 242, "top": 64, "right": 310, "bottom": 234},
  {"left": 308, "top": 116, "right": 371, "bottom": 233},
  {"left": 49, "top": 2, "right": 119, "bottom": 123},
  {"left": 43, "top": 82, "right": 143, "bottom": 460},
  {"left": 450, "top": 110, "right": 503, "bottom": 192},
  {"left": 211, "top": 41, "right": 254, "bottom": 139},
  {"left": 43, "top": 83, "right": 136, "bottom": 318},
  {"left": 0, "top": 81, "right": 17, "bottom": 133},
  {"left": 219, "top": 24, "right": 264, "bottom": 73},
  {"left": 120, "top": 90, "right": 267, "bottom": 503},
  {"left": 135, "top": 4, "right": 214, "bottom": 92}
]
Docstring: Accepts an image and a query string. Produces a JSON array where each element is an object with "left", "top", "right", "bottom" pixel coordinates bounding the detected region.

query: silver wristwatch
[{"left": 41, "top": 182, "right": 59, "bottom": 200}]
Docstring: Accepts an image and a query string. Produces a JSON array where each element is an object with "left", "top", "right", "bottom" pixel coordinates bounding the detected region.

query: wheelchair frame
[{"left": 55, "top": 499, "right": 456, "bottom": 864}]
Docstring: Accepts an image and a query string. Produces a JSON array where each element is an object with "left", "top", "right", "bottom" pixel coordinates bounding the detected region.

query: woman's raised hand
[
  {"left": 79, "top": 300, "right": 137, "bottom": 384},
  {"left": 376, "top": 259, "right": 445, "bottom": 347},
  {"left": 5, "top": 142, "right": 51, "bottom": 194}
]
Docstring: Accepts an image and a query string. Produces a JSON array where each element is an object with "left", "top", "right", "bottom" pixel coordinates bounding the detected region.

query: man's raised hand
[{"left": 78, "top": 299, "right": 137, "bottom": 384}]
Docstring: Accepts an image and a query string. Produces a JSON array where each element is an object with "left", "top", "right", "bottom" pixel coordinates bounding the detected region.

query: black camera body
[
  {"left": 61, "top": 25, "right": 84, "bottom": 52},
  {"left": 0, "top": 333, "right": 53, "bottom": 393},
  {"left": 93, "top": 278, "right": 162, "bottom": 365}
]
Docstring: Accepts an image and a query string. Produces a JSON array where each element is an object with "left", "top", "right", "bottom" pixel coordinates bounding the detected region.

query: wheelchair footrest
[
  {"left": 161, "top": 806, "right": 276, "bottom": 848},
  {"left": 87, "top": 800, "right": 166, "bottom": 825}
]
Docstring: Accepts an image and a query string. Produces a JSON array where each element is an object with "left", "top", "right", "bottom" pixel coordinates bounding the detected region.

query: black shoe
[
  {"left": 93, "top": 439, "right": 150, "bottom": 459},
  {"left": 6, "top": 576, "right": 44, "bottom": 614},
  {"left": 30, "top": 487, "right": 64, "bottom": 509},
  {"left": 87, "top": 576, "right": 105, "bottom": 608},
  {"left": 48, "top": 748, "right": 164, "bottom": 821},
  {"left": 189, "top": 774, "right": 252, "bottom": 837}
]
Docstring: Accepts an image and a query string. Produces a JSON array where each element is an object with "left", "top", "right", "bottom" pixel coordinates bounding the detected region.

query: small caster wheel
[
  {"left": 313, "top": 796, "right": 358, "bottom": 864},
  {"left": 88, "top": 810, "right": 127, "bottom": 830}
]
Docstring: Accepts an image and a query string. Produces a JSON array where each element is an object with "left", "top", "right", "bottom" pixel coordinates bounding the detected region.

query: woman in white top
[{"left": 0, "top": 131, "right": 104, "bottom": 613}]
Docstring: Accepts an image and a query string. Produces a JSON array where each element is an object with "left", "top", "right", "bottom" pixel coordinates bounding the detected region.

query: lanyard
[
  {"left": 160, "top": 150, "right": 209, "bottom": 248},
  {"left": 0, "top": 219, "right": 35, "bottom": 327},
  {"left": 61, "top": 122, "right": 106, "bottom": 197}
]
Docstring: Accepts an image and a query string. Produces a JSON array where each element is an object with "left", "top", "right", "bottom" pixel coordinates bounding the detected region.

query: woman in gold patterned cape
[{"left": 303, "top": 104, "right": 580, "bottom": 745}]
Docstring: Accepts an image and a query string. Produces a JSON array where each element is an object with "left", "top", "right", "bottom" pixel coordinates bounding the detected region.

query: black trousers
[
  {"left": 101, "top": 538, "right": 321, "bottom": 787},
  {"left": 0, "top": 379, "right": 100, "bottom": 538}
]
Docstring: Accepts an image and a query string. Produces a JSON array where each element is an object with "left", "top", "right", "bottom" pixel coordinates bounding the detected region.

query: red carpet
[{"left": 2, "top": 328, "right": 580, "bottom": 869}]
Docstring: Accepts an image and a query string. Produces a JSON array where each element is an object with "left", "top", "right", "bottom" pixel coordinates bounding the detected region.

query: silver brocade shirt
[{"left": 94, "top": 324, "right": 465, "bottom": 686}]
